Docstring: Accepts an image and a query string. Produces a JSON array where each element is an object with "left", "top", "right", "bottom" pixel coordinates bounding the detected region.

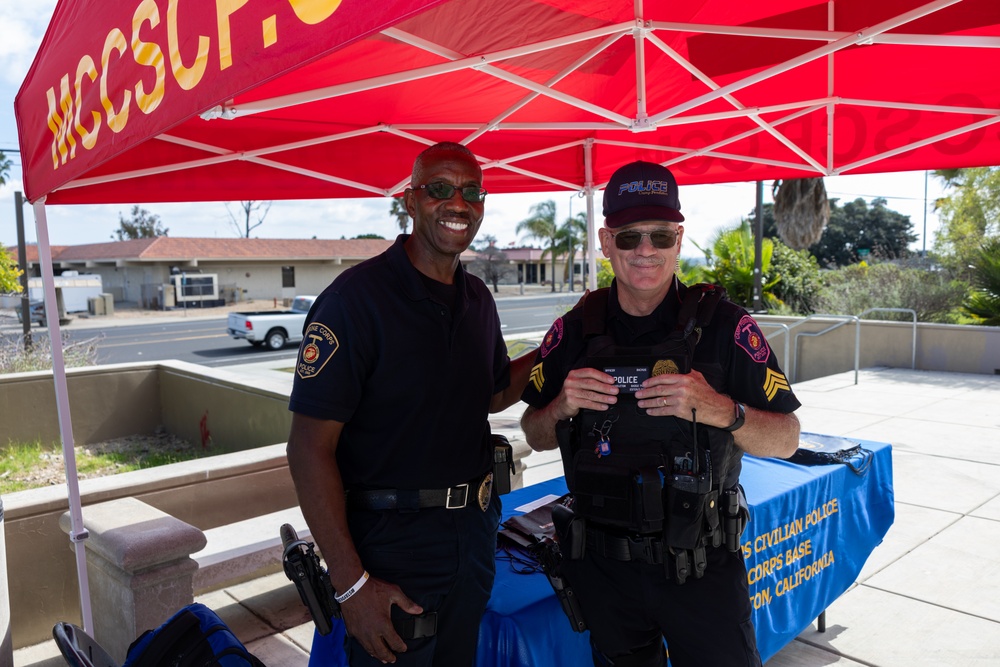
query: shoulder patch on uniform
[
  {"left": 734, "top": 315, "right": 770, "bottom": 363},
  {"left": 529, "top": 363, "right": 545, "bottom": 392},
  {"left": 297, "top": 323, "right": 339, "bottom": 379},
  {"left": 764, "top": 368, "right": 791, "bottom": 400},
  {"left": 540, "top": 318, "right": 564, "bottom": 358}
]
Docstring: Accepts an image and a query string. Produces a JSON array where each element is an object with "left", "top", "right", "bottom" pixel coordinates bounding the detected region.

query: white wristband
[{"left": 334, "top": 570, "right": 369, "bottom": 604}]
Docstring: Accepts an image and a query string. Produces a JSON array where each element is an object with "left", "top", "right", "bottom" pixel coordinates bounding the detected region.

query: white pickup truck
[{"left": 227, "top": 295, "right": 317, "bottom": 350}]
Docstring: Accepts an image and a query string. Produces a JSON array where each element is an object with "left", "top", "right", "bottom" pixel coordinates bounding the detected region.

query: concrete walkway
[{"left": 15, "top": 365, "right": 1000, "bottom": 666}]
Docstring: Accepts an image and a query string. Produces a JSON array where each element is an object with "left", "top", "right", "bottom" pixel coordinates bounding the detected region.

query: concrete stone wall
[
  {"left": 0, "top": 365, "right": 161, "bottom": 447},
  {"left": 0, "top": 361, "right": 297, "bottom": 648},
  {"left": 755, "top": 316, "right": 1000, "bottom": 382},
  {"left": 0, "top": 361, "right": 291, "bottom": 450},
  {"left": 3, "top": 445, "right": 296, "bottom": 649}
]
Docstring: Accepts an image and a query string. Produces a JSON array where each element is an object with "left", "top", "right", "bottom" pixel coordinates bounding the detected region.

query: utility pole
[
  {"left": 15, "top": 191, "right": 32, "bottom": 348},
  {"left": 922, "top": 170, "right": 929, "bottom": 257}
]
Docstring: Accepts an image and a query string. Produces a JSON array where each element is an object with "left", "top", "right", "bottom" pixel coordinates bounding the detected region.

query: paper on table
[{"left": 514, "top": 494, "right": 562, "bottom": 514}]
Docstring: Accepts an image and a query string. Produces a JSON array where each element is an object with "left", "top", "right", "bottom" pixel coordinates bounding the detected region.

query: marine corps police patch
[
  {"left": 296, "top": 323, "right": 339, "bottom": 379},
  {"left": 540, "top": 318, "right": 563, "bottom": 358},
  {"left": 735, "top": 315, "right": 770, "bottom": 363}
]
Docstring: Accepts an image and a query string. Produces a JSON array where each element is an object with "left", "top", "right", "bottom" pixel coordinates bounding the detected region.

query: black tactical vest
[{"left": 555, "top": 284, "right": 742, "bottom": 549}]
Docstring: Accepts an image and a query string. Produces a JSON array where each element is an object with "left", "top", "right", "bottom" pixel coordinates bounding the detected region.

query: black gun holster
[
  {"left": 533, "top": 503, "right": 588, "bottom": 633},
  {"left": 280, "top": 524, "right": 438, "bottom": 640}
]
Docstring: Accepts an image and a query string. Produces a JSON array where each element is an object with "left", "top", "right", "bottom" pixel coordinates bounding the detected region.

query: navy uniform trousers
[
  {"left": 562, "top": 543, "right": 762, "bottom": 667},
  {"left": 343, "top": 496, "right": 501, "bottom": 666}
]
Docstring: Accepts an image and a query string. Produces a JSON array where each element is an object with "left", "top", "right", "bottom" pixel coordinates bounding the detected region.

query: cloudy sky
[{"left": 0, "top": 2, "right": 947, "bottom": 260}]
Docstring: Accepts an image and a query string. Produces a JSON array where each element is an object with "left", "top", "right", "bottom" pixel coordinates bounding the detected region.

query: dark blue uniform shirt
[
  {"left": 521, "top": 278, "right": 801, "bottom": 485},
  {"left": 288, "top": 235, "right": 511, "bottom": 490}
]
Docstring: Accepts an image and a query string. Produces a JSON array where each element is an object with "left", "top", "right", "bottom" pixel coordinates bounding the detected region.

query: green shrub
[
  {"left": 768, "top": 243, "right": 823, "bottom": 315},
  {"left": 815, "top": 262, "right": 968, "bottom": 322},
  {"left": 0, "top": 333, "right": 100, "bottom": 374}
]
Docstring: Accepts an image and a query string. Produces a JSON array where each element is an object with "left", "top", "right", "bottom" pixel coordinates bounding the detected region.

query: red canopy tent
[{"left": 14, "top": 0, "right": 1000, "bottom": 633}]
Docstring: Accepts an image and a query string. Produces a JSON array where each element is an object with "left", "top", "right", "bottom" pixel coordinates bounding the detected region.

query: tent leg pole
[{"left": 33, "top": 201, "right": 94, "bottom": 634}]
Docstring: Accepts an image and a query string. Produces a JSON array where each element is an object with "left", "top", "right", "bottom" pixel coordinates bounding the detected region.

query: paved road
[{"left": 11, "top": 293, "right": 579, "bottom": 367}]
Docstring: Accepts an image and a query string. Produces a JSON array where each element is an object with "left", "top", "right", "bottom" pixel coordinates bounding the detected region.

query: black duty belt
[
  {"left": 346, "top": 473, "right": 493, "bottom": 512},
  {"left": 586, "top": 525, "right": 665, "bottom": 565}
]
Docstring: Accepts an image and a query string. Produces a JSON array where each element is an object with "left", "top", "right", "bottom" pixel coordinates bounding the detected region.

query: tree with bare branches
[{"left": 227, "top": 201, "right": 272, "bottom": 237}]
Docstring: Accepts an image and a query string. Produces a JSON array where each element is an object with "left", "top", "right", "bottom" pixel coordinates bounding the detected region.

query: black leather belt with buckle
[{"left": 347, "top": 473, "right": 494, "bottom": 512}]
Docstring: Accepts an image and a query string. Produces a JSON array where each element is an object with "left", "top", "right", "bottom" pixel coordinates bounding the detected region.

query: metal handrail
[
  {"left": 857, "top": 308, "right": 917, "bottom": 371},
  {"left": 757, "top": 322, "right": 790, "bottom": 378},
  {"left": 789, "top": 314, "right": 860, "bottom": 384},
  {"left": 788, "top": 309, "right": 919, "bottom": 385}
]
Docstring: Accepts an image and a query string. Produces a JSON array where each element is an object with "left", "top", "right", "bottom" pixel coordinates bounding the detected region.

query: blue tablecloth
[{"left": 311, "top": 437, "right": 894, "bottom": 666}]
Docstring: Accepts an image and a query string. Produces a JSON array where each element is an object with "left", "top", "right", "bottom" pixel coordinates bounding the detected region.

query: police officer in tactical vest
[{"left": 520, "top": 161, "right": 802, "bottom": 667}]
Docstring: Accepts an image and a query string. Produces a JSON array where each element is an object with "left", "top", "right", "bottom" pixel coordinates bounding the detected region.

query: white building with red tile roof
[{"left": 5, "top": 238, "right": 574, "bottom": 308}]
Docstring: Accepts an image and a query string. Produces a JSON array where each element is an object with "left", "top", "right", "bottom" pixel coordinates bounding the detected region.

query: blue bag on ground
[{"left": 122, "top": 603, "right": 266, "bottom": 667}]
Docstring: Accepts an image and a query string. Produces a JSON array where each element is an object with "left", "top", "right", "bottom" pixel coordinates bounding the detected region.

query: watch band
[{"left": 724, "top": 401, "right": 745, "bottom": 432}]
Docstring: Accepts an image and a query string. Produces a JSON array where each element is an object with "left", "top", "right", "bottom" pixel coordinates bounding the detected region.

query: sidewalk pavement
[{"left": 14, "top": 364, "right": 1000, "bottom": 666}]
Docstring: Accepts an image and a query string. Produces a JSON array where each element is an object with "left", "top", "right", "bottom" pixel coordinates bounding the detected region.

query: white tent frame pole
[
  {"left": 32, "top": 200, "right": 94, "bottom": 635},
  {"left": 645, "top": 32, "right": 824, "bottom": 173},
  {"left": 650, "top": 0, "right": 962, "bottom": 125},
  {"left": 584, "top": 139, "right": 597, "bottom": 292},
  {"left": 838, "top": 116, "right": 1000, "bottom": 174},
  {"left": 647, "top": 21, "right": 999, "bottom": 48},
  {"left": 218, "top": 23, "right": 631, "bottom": 119}
]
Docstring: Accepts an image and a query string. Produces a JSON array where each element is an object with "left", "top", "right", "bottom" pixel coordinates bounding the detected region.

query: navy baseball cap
[{"left": 603, "top": 161, "right": 684, "bottom": 228}]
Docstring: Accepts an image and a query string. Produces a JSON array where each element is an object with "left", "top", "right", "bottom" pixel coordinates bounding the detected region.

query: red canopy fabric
[{"left": 16, "top": 0, "right": 1000, "bottom": 205}]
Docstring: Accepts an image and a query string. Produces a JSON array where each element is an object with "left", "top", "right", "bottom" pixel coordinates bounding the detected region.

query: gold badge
[
  {"left": 652, "top": 359, "right": 680, "bottom": 375},
  {"left": 477, "top": 472, "right": 494, "bottom": 512}
]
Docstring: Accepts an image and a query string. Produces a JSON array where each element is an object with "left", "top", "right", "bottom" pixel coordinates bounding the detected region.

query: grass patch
[
  {"left": 1, "top": 434, "right": 204, "bottom": 494},
  {"left": 507, "top": 339, "right": 540, "bottom": 359}
]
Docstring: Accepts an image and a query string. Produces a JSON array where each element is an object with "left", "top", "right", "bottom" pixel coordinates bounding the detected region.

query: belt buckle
[{"left": 446, "top": 484, "right": 469, "bottom": 509}]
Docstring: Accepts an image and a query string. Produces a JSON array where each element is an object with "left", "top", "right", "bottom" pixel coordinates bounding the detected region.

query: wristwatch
[{"left": 724, "top": 401, "right": 746, "bottom": 432}]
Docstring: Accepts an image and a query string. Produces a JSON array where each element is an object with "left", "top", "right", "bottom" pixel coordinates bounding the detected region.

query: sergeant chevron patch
[
  {"left": 529, "top": 363, "right": 545, "bottom": 392},
  {"left": 763, "top": 368, "right": 790, "bottom": 400}
]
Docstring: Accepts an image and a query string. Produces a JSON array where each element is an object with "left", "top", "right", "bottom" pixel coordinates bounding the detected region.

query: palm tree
[
  {"left": 516, "top": 200, "right": 560, "bottom": 292},
  {"left": 0, "top": 151, "right": 11, "bottom": 186},
  {"left": 772, "top": 178, "right": 830, "bottom": 249},
  {"left": 389, "top": 197, "right": 410, "bottom": 234},
  {"left": 704, "top": 221, "right": 780, "bottom": 308},
  {"left": 554, "top": 212, "right": 588, "bottom": 291},
  {"left": 964, "top": 236, "right": 1000, "bottom": 325}
]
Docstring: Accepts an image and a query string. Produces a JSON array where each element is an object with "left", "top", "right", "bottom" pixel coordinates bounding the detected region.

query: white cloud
[{"left": 0, "top": 2, "right": 56, "bottom": 87}]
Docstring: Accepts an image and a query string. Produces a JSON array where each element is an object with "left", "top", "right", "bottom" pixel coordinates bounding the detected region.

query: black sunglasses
[
  {"left": 414, "top": 182, "right": 488, "bottom": 203},
  {"left": 609, "top": 229, "right": 678, "bottom": 250}
]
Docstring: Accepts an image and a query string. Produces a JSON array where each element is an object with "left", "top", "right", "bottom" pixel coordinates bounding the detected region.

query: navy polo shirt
[{"left": 289, "top": 235, "right": 511, "bottom": 490}]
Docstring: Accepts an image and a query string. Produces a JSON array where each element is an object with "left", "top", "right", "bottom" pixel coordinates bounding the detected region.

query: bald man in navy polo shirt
[{"left": 287, "top": 142, "right": 533, "bottom": 666}]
